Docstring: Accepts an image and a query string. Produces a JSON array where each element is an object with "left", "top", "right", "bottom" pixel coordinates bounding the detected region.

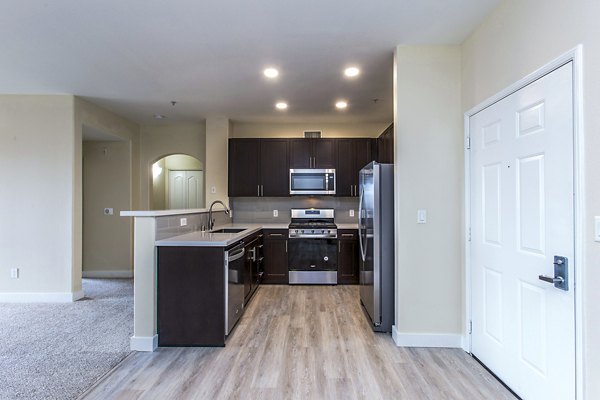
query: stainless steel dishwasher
[{"left": 225, "top": 242, "right": 245, "bottom": 335}]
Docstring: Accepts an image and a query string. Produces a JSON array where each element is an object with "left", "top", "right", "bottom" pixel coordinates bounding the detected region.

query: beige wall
[
  {"left": 140, "top": 123, "right": 206, "bottom": 210},
  {"left": 82, "top": 141, "right": 132, "bottom": 274},
  {"left": 462, "top": 0, "right": 600, "bottom": 397},
  {"left": 0, "top": 95, "right": 77, "bottom": 297},
  {"left": 205, "top": 117, "right": 230, "bottom": 206},
  {"left": 75, "top": 98, "right": 140, "bottom": 279},
  {"left": 231, "top": 121, "right": 391, "bottom": 138},
  {"left": 393, "top": 46, "right": 463, "bottom": 336}
]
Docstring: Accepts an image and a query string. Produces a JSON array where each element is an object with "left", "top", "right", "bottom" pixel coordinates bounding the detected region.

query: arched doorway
[{"left": 151, "top": 154, "right": 205, "bottom": 210}]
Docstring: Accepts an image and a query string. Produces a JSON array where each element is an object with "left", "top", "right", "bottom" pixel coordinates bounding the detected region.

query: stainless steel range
[{"left": 288, "top": 208, "right": 338, "bottom": 285}]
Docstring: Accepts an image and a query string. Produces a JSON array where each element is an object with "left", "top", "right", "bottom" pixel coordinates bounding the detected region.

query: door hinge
[
  {"left": 468, "top": 320, "right": 472, "bottom": 334},
  {"left": 466, "top": 136, "right": 471, "bottom": 150},
  {"left": 468, "top": 227, "right": 471, "bottom": 242}
]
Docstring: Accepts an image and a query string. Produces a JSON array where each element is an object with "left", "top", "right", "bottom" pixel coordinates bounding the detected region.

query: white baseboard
[
  {"left": 130, "top": 335, "right": 158, "bottom": 352},
  {"left": 392, "top": 325, "right": 462, "bottom": 348},
  {"left": 83, "top": 270, "right": 133, "bottom": 278},
  {"left": 0, "top": 290, "right": 85, "bottom": 303}
]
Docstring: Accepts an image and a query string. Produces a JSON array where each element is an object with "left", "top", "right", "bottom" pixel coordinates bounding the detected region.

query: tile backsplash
[
  {"left": 155, "top": 210, "right": 231, "bottom": 240},
  {"left": 231, "top": 197, "right": 359, "bottom": 224}
]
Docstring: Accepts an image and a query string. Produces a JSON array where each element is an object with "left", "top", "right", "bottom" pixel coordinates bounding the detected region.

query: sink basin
[{"left": 210, "top": 228, "right": 247, "bottom": 234}]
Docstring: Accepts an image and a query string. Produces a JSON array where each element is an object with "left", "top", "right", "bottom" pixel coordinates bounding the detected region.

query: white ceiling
[{"left": 0, "top": 0, "right": 499, "bottom": 125}]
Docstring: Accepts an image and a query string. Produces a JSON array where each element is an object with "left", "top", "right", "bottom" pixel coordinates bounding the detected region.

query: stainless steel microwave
[{"left": 289, "top": 169, "right": 336, "bottom": 195}]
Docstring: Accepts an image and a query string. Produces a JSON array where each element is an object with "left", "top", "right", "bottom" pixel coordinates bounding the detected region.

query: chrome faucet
[{"left": 208, "top": 200, "right": 231, "bottom": 231}]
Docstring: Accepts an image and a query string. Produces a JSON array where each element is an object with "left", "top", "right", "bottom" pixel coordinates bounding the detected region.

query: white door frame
[{"left": 463, "top": 45, "right": 584, "bottom": 399}]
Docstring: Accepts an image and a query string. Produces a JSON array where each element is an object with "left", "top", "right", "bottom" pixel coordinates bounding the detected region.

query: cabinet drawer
[{"left": 338, "top": 229, "right": 357, "bottom": 240}]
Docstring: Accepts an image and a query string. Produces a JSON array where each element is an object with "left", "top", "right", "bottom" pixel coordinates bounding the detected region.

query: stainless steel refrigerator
[{"left": 358, "top": 162, "right": 394, "bottom": 332}]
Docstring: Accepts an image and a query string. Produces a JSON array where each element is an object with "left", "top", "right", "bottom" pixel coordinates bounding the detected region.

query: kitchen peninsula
[{"left": 121, "top": 208, "right": 357, "bottom": 351}]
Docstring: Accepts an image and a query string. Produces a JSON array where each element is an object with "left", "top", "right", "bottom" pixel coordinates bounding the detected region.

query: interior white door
[
  {"left": 168, "top": 170, "right": 204, "bottom": 209},
  {"left": 470, "top": 62, "right": 575, "bottom": 400}
]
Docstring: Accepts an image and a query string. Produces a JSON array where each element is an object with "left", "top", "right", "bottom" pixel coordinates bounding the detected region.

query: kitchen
[{"left": 126, "top": 127, "right": 396, "bottom": 347}]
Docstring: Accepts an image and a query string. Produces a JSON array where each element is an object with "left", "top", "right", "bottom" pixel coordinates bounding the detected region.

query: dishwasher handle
[{"left": 228, "top": 246, "right": 245, "bottom": 262}]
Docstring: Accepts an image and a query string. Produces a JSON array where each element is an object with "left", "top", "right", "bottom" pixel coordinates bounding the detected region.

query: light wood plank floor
[{"left": 83, "top": 285, "right": 515, "bottom": 400}]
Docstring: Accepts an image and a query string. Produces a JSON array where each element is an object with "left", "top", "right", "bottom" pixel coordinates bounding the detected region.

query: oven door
[
  {"left": 289, "top": 169, "right": 336, "bottom": 195},
  {"left": 288, "top": 238, "right": 338, "bottom": 271}
]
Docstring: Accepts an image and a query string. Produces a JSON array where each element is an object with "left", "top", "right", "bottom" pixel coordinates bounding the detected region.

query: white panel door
[
  {"left": 184, "top": 170, "right": 204, "bottom": 209},
  {"left": 168, "top": 170, "right": 204, "bottom": 209},
  {"left": 470, "top": 63, "right": 574, "bottom": 400}
]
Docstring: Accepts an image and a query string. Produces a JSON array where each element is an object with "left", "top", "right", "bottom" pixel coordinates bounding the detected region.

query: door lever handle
[
  {"left": 538, "top": 275, "right": 564, "bottom": 284},
  {"left": 539, "top": 256, "right": 569, "bottom": 291}
]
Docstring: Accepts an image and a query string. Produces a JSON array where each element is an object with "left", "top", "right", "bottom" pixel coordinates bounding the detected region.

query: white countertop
[
  {"left": 155, "top": 223, "right": 288, "bottom": 247},
  {"left": 155, "top": 222, "right": 355, "bottom": 247},
  {"left": 336, "top": 223, "right": 358, "bottom": 229}
]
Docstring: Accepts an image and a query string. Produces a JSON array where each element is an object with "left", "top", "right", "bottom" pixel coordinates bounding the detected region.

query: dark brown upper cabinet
[
  {"left": 228, "top": 139, "right": 260, "bottom": 197},
  {"left": 336, "top": 138, "right": 375, "bottom": 197},
  {"left": 376, "top": 124, "right": 394, "bottom": 164},
  {"left": 289, "top": 138, "right": 336, "bottom": 169},
  {"left": 229, "top": 138, "right": 289, "bottom": 197}
]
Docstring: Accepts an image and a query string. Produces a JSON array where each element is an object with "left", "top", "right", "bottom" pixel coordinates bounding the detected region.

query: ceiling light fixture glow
[
  {"left": 335, "top": 101, "right": 348, "bottom": 109},
  {"left": 263, "top": 68, "right": 279, "bottom": 78},
  {"left": 344, "top": 67, "right": 360, "bottom": 77},
  {"left": 275, "top": 102, "right": 288, "bottom": 110}
]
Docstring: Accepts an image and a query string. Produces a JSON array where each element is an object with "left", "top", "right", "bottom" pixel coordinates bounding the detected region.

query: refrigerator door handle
[{"left": 358, "top": 185, "right": 366, "bottom": 262}]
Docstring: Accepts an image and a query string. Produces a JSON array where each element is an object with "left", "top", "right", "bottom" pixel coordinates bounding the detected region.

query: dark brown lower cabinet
[
  {"left": 262, "top": 229, "right": 288, "bottom": 284},
  {"left": 157, "top": 246, "right": 226, "bottom": 346},
  {"left": 338, "top": 229, "right": 359, "bottom": 284}
]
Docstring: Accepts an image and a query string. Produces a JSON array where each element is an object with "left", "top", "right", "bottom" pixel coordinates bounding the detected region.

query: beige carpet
[{"left": 0, "top": 279, "right": 133, "bottom": 400}]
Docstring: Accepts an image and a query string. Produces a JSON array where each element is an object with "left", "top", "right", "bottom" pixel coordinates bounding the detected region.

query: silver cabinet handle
[
  {"left": 285, "top": 240, "right": 288, "bottom": 253},
  {"left": 261, "top": 185, "right": 264, "bottom": 197},
  {"left": 269, "top": 233, "right": 284, "bottom": 237},
  {"left": 257, "top": 185, "right": 260, "bottom": 196},
  {"left": 341, "top": 233, "right": 355, "bottom": 237}
]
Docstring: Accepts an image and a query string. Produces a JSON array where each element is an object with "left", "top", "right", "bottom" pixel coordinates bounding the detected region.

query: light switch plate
[
  {"left": 595, "top": 216, "right": 600, "bottom": 242},
  {"left": 273, "top": 210, "right": 278, "bottom": 217},
  {"left": 349, "top": 210, "right": 355, "bottom": 217},
  {"left": 103, "top": 208, "right": 114, "bottom": 215},
  {"left": 180, "top": 218, "right": 187, "bottom": 226},
  {"left": 417, "top": 209, "right": 427, "bottom": 224}
]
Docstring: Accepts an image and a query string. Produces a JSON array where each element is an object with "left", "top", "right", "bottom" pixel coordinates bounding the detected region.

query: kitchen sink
[{"left": 210, "top": 228, "right": 247, "bottom": 234}]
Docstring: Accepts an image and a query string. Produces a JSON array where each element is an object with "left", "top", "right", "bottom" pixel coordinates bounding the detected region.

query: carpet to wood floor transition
[{"left": 0, "top": 279, "right": 133, "bottom": 400}]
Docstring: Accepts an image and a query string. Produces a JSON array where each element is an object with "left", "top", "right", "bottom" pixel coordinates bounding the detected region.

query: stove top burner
[{"left": 288, "top": 208, "right": 337, "bottom": 239}]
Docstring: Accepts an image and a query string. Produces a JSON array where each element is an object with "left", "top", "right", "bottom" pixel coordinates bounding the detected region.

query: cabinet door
[
  {"left": 260, "top": 139, "right": 289, "bottom": 196},
  {"left": 335, "top": 139, "right": 355, "bottom": 197},
  {"left": 262, "top": 230, "right": 288, "bottom": 284},
  {"left": 377, "top": 124, "right": 394, "bottom": 163},
  {"left": 313, "top": 139, "right": 336, "bottom": 169},
  {"left": 337, "top": 230, "right": 359, "bottom": 284},
  {"left": 289, "top": 139, "right": 311, "bottom": 169},
  {"left": 354, "top": 138, "right": 374, "bottom": 175},
  {"left": 228, "top": 139, "right": 260, "bottom": 196}
]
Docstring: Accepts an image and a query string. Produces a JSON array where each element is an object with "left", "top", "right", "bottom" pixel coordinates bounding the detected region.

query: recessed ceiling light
[
  {"left": 264, "top": 68, "right": 279, "bottom": 78},
  {"left": 154, "top": 114, "right": 166, "bottom": 119},
  {"left": 335, "top": 101, "right": 348, "bottom": 109},
  {"left": 344, "top": 67, "right": 360, "bottom": 77},
  {"left": 275, "top": 102, "right": 288, "bottom": 110}
]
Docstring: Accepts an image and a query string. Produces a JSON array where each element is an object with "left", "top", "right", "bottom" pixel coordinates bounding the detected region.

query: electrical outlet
[
  {"left": 349, "top": 210, "right": 355, "bottom": 217},
  {"left": 273, "top": 210, "right": 278, "bottom": 217},
  {"left": 180, "top": 218, "right": 187, "bottom": 226},
  {"left": 103, "top": 208, "right": 114, "bottom": 215},
  {"left": 211, "top": 186, "right": 217, "bottom": 194},
  {"left": 10, "top": 268, "right": 19, "bottom": 279}
]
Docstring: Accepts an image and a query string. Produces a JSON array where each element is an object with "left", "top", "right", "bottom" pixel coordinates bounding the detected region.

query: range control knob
[{"left": 324, "top": 256, "right": 329, "bottom": 262}]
